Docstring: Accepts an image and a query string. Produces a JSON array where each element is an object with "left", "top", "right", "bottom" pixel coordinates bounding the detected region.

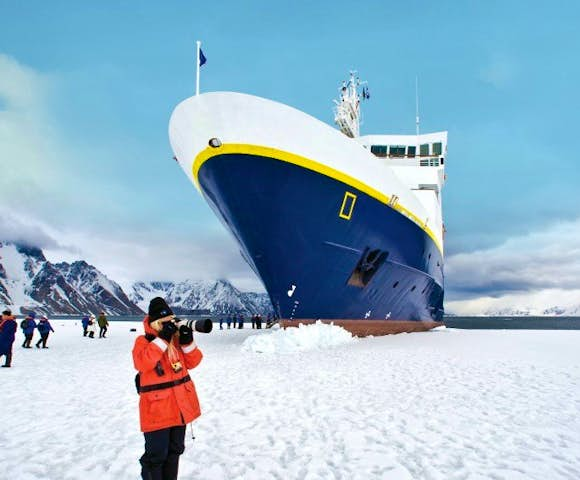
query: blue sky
[{"left": 1, "top": 1, "right": 580, "bottom": 313}]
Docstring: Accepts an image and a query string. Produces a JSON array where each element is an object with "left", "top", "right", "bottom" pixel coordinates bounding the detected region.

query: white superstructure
[
  {"left": 357, "top": 132, "right": 447, "bottom": 247},
  {"left": 331, "top": 72, "right": 447, "bottom": 251}
]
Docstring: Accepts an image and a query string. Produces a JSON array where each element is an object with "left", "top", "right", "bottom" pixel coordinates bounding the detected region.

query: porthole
[{"left": 208, "top": 137, "right": 222, "bottom": 148}]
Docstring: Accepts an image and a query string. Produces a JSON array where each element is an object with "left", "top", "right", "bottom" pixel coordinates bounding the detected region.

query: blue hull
[{"left": 198, "top": 152, "right": 444, "bottom": 321}]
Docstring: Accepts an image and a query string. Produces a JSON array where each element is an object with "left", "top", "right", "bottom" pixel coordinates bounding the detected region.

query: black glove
[
  {"left": 158, "top": 321, "right": 177, "bottom": 342},
  {"left": 179, "top": 324, "right": 194, "bottom": 345}
]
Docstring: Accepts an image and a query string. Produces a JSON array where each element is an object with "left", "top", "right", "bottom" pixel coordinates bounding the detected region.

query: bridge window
[
  {"left": 370, "top": 145, "right": 388, "bottom": 157},
  {"left": 389, "top": 145, "right": 406, "bottom": 156},
  {"left": 420, "top": 144, "right": 430, "bottom": 156},
  {"left": 407, "top": 146, "right": 416, "bottom": 157},
  {"left": 433, "top": 142, "right": 442, "bottom": 155}
]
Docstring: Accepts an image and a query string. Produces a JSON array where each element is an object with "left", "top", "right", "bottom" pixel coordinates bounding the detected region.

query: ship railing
[
  {"left": 371, "top": 153, "right": 444, "bottom": 159},
  {"left": 372, "top": 155, "right": 444, "bottom": 168}
]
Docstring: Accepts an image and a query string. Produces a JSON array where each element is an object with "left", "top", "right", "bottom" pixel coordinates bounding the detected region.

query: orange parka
[{"left": 132, "top": 316, "right": 203, "bottom": 433}]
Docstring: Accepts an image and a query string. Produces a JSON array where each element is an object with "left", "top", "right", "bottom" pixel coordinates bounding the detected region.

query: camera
[{"left": 173, "top": 317, "right": 213, "bottom": 334}]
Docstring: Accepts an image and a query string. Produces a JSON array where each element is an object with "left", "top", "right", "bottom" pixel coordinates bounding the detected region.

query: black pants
[
  {"left": 99, "top": 326, "right": 107, "bottom": 338},
  {"left": 1, "top": 351, "right": 12, "bottom": 366},
  {"left": 22, "top": 334, "right": 33, "bottom": 347},
  {"left": 36, "top": 333, "right": 49, "bottom": 348},
  {"left": 140, "top": 425, "right": 186, "bottom": 480}
]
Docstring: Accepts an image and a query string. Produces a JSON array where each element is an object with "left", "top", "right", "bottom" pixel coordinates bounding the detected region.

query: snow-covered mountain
[
  {"left": 483, "top": 305, "right": 580, "bottom": 317},
  {"left": 130, "top": 279, "right": 273, "bottom": 316},
  {"left": 0, "top": 242, "right": 142, "bottom": 315}
]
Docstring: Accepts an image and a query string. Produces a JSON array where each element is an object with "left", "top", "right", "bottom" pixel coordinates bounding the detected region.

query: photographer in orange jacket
[{"left": 133, "top": 297, "right": 203, "bottom": 480}]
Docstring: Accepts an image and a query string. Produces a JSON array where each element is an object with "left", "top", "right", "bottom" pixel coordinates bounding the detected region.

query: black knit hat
[{"left": 148, "top": 297, "right": 173, "bottom": 322}]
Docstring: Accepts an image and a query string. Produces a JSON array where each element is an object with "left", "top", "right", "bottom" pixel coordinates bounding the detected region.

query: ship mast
[{"left": 333, "top": 71, "right": 367, "bottom": 138}]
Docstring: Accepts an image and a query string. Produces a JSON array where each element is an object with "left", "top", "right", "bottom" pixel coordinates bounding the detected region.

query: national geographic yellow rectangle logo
[{"left": 339, "top": 191, "right": 357, "bottom": 220}]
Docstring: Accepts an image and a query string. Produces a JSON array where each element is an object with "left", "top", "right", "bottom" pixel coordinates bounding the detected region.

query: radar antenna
[{"left": 333, "top": 71, "right": 368, "bottom": 138}]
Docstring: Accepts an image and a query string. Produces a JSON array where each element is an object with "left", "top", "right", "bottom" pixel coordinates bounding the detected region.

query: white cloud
[
  {"left": 0, "top": 53, "right": 47, "bottom": 109},
  {"left": 0, "top": 53, "right": 136, "bottom": 229},
  {"left": 445, "top": 217, "right": 580, "bottom": 314},
  {"left": 0, "top": 54, "right": 82, "bottom": 216},
  {"left": 0, "top": 54, "right": 264, "bottom": 294},
  {"left": 0, "top": 208, "right": 75, "bottom": 252},
  {"left": 42, "top": 226, "right": 264, "bottom": 293},
  {"left": 446, "top": 288, "right": 580, "bottom": 316},
  {"left": 1, "top": 206, "right": 264, "bottom": 293}
]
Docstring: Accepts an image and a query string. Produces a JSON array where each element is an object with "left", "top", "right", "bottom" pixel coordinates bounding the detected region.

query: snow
[
  {"left": 241, "top": 321, "right": 356, "bottom": 354},
  {"left": 130, "top": 279, "right": 271, "bottom": 315},
  {"left": 1, "top": 322, "right": 580, "bottom": 479},
  {"left": 1, "top": 243, "right": 38, "bottom": 306}
]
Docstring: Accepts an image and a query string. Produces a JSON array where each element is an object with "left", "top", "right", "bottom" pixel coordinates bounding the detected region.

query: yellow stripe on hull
[{"left": 192, "top": 143, "right": 443, "bottom": 254}]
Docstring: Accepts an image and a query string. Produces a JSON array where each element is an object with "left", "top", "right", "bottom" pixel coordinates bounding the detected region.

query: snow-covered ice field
[{"left": 1, "top": 321, "right": 579, "bottom": 480}]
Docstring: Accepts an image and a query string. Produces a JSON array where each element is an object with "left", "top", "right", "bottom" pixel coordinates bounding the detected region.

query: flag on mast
[{"left": 195, "top": 40, "right": 207, "bottom": 96}]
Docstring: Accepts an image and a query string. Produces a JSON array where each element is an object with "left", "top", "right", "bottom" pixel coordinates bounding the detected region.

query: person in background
[
  {"left": 0, "top": 309, "right": 17, "bottom": 367},
  {"left": 133, "top": 297, "right": 203, "bottom": 480},
  {"left": 256, "top": 314, "right": 262, "bottom": 329},
  {"left": 238, "top": 314, "right": 244, "bottom": 329},
  {"left": 36, "top": 316, "right": 55, "bottom": 348},
  {"left": 251, "top": 314, "right": 256, "bottom": 329},
  {"left": 21, "top": 312, "right": 37, "bottom": 348},
  {"left": 97, "top": 311, "right": 109, "bottom": 338},
  {"left": 219, "top": 317, "right": 224, "bottom": 330},
  {"left": 226, "top": 315, "right": 232, "bottom": 329},
  {"left": 81, "top": 315, "right": 90, "bottom": 336},
  {"left": 87, "top": 314, "right": 96, "bottom": 338}
]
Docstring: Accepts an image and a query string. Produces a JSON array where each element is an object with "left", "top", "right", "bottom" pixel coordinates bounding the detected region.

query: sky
[{"left": 1, "top": 1, "right": 580, "bottom": 313}]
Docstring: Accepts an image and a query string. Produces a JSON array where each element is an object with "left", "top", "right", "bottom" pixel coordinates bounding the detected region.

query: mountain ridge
[
  {"left": 129, "top": 279, "right": 273, "bottom": 316},
  {"left": 0, "top": 241, "right": 273, "bottom": 316},
  {"left": 0, "top": 241, "right": 142, "bottom": 315}
]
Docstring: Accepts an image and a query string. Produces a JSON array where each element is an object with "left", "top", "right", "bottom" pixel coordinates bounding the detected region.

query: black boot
[
  {"left": 2, "top": 353, "right": 12, "bottom": 367},
  {"left": 140, "top": 460, "right": 163, "bottom": 480}
]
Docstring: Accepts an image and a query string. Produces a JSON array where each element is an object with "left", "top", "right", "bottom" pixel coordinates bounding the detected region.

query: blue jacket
[
  {"left": 81, "top": 317, "right": 89, "bottom": 328},
  {"left": 22, "top": 318, "right": 37, "bottom": 335},
  {"left": 0, "top": 318, "right": 17, "bottom": 354},
  {"left": 37, "top": 320, "right": 54, "bottom": 335}
]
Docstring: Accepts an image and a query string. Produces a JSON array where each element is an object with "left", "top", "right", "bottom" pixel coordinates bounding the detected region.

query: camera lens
[
  {"left": 194, "top": 319, "right": 213, "bottom": 333},
  {"left": 174, "top": 317, "right": 213, "bottom": 333}
]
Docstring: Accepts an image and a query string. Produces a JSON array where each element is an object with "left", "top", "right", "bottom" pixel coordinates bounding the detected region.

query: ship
[{"left": 169, "top": 73, "right": 447, "bottom": 335}]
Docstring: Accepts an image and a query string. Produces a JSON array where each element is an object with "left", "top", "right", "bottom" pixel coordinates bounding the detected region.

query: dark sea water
[
  {"left": 443, "top": 316, "right": 580, "bottom": 330},
  {"left": 55, "top": 315, "right": 580, "bottom": 330}
]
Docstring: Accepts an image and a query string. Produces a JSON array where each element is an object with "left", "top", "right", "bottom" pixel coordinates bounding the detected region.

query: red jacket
[{"left": 132, "top": 316, "right": 203, "bottom": 432}]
